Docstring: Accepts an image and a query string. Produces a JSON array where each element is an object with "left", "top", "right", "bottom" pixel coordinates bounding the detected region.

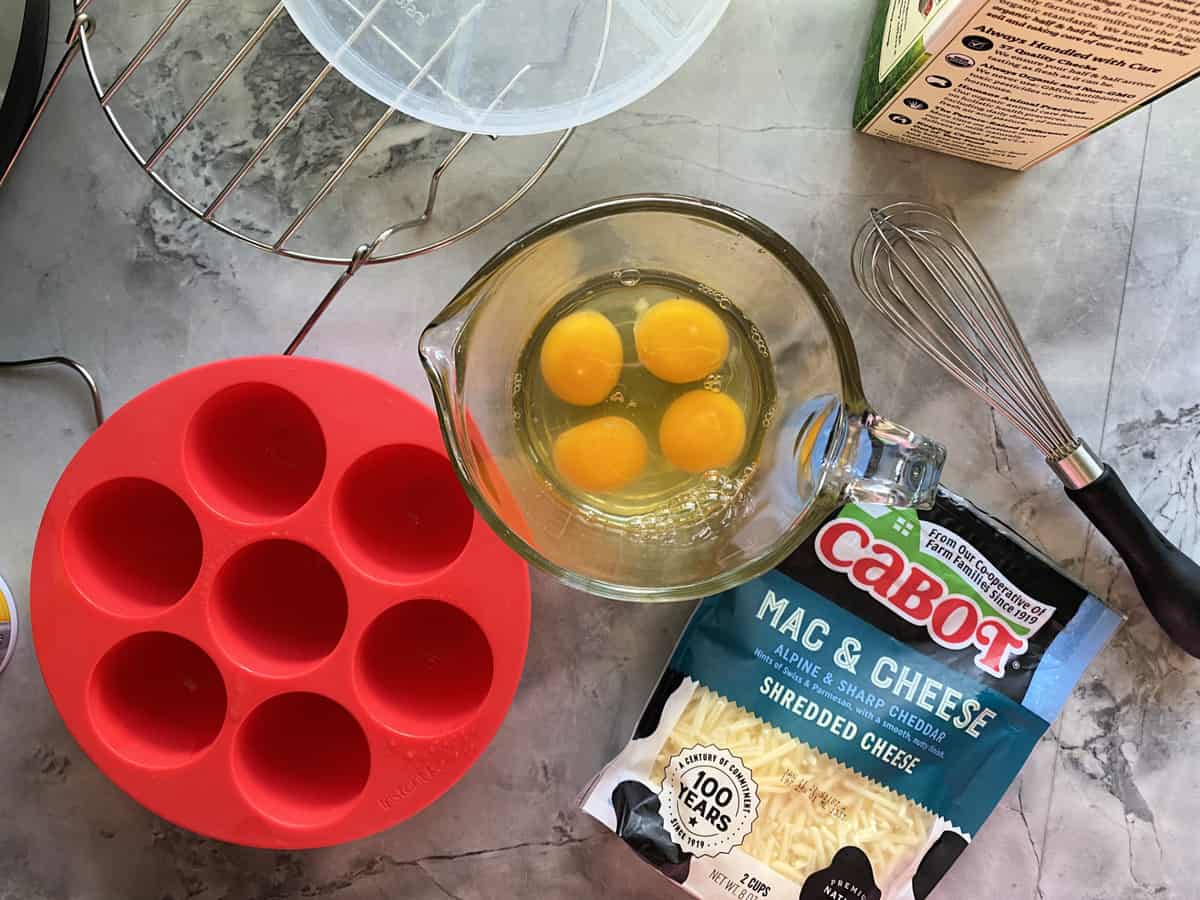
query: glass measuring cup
[{"left": 420, "top": 195, "right": 945, "bottom": 601}]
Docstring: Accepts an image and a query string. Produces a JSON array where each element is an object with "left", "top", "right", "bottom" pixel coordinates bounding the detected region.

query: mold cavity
[
  {"left": 233, "top": 693, "right": 370, "bottom": 827},
  {"left": 89, "top": 632, "right": 226, "bottom": 768},
  {"left": 185, "top": 383, "right": 326, "bottom": 522},
  {"left": 334, "top": 445, "right": 473, "bottom": 579},
  {"left": 64, "top": 478, "right": 202, "bottom": 616},
  {"left": 211, "top": 540, "right": 347, "bottom": 676},
  {"left": 356, "top": 599, "right": 493, "bottom": 736}
]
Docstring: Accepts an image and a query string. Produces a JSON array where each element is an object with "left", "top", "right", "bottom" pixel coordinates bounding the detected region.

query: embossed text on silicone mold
[{"left": 378, "top": 732, "right": 482, "bottom": 809}]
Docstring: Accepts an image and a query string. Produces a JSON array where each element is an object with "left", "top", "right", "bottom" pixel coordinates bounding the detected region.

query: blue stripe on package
[{"left": 673, "top": 574, "right": 1051, "bottom": 835}]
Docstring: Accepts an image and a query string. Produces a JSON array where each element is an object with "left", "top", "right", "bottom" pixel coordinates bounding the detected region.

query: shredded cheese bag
[{"left": 582, "top": 489, "right": 1122, "bottom": 900}]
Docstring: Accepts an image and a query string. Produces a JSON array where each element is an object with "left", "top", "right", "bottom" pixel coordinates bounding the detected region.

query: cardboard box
[{"left": 854, "top": 0, "right": 1200, "bottom": 169}]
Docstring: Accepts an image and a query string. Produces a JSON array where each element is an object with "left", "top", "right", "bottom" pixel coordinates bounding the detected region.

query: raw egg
[
  {"left": 553, "top": 416, "right": 648, "bottom": 493},
  {"left": 659, "top": 390, "right": 746, "bottom": 474},
  {"left": 634, "top": 298, "right": 730, "bottom": 384},
  {"left": 539, "top": 310, "right": 623, "bottom": 406}
]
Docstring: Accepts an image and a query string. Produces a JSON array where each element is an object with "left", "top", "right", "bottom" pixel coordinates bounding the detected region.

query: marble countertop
[{"left": 2, "top": 1, "right": 1198, "bottom": 897}]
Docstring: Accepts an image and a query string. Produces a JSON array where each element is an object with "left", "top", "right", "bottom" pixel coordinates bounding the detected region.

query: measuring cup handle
[{"left": 841, "top": 411, "right": 946, "bottom": 509}]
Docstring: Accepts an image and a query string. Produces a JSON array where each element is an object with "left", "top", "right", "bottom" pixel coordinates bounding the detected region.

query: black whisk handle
[{"left": 1066, "top": 465, "right": 1200, "bottom": 658}]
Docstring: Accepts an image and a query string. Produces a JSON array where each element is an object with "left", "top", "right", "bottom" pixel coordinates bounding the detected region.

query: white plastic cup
[{"left": 283, "top": 0, "right": 730, "bottom": 135}]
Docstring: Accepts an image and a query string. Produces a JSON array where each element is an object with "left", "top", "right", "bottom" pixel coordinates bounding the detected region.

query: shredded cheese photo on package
[{"left": 582, "top": 488, "right": 1122, "bottom": 899}]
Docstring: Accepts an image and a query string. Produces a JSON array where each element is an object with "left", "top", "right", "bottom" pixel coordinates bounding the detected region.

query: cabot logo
[{"left": 815, "top": 518, "right": 1026, "bottom": 677}]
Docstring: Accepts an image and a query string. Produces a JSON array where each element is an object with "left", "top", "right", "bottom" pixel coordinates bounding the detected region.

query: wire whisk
[
  {"left": 852, "top": 200, "right": 1200, "bottom": 658},
  {"left": 851, "top": 202, "right": 1079, "bottom": 463}
]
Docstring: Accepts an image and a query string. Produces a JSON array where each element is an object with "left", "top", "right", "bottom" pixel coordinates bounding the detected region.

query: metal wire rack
[{"left": 1, "top": 0, "right": 588, "bottom": 417}]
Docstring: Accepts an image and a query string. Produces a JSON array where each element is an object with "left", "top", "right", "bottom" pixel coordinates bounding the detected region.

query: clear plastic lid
[{"left": 283, "top": 0, "right": 730, "bottom": 136}]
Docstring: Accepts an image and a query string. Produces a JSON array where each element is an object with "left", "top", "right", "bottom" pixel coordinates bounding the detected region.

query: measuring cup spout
[
  {"left": 419, "top": 315, "right": 465, "bottom": 450},
  {"left": 837, "top": 412, "right": 945, "bottom": 509},
  {"left": 419, "top": 325, "right": 454, "bottom": 398}
]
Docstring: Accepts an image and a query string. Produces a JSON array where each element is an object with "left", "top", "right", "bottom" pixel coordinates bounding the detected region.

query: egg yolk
[
  {"left": 553, "top": 416, "right": 648, "bottom": 493},
  {"left": 539, "top": 310, "right": 623, "bottom": 406},
  {"left": 634, "top": 298, "right": 730, "bottom": 384},
  {"left": 659, "top": 390, "right": 746, "bottom": 474}
]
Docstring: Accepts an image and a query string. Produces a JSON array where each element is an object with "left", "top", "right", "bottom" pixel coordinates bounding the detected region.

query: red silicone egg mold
[{"left": 31, "top": 356, "right": 530, "bottom": 848}]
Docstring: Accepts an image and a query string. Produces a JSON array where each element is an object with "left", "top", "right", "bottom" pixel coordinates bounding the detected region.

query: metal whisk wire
[{"left": 852, "top": 202, "right": 1078, "bottom": 461}]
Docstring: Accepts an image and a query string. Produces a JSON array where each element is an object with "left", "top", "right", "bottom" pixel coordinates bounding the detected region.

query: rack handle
[{"left": 0, "top": 356, "right": 104, "bottom": 428}]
